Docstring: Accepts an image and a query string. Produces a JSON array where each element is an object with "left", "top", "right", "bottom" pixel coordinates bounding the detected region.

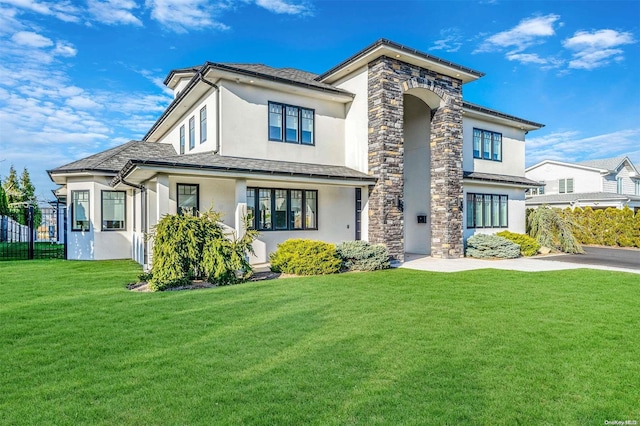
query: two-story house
[
  {"left": 525, "top": 157, "right": 640, "bottom": 212},
  {"left": 49, "top": 39, "right": 543, "bottom": 267}
]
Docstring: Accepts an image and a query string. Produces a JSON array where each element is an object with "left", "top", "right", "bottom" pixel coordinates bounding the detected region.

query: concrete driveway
[{"left": 535, "top": 246, "right": 640, "bottom": 271}]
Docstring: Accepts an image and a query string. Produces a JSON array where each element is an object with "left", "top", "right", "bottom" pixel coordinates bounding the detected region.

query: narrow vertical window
[
  {"left": 567, "top": 178, "right": 574, "bottom": 194},
  {"left": 466, "top": 193, "right": 475, "bottom": 228},
  {"left": 475, "top": 194, "right": 483, "bottom": 228},
  {"left": 275, "top": 189, "right": 288, "bottom": 230},
  {"left": 285, "top": 106, "right": 299, "bottom": 142},
  {"left": 177, "top": 184, "right": 198, "bottom": 215},
  {"left": 355, "top": 188, "right": 362, "bottom": 240},
  {"left": 132, "top": 190, "right": 136, "bottom": 232},
  {"left": 290, "top": 190, "right": 303, "bottom": 230},
  {"left": 635, "top": 181, "right": 639, "bottom": 196},
  {"left": 483, "top": 194, "right": 492, "bottom": 227},
  {"left": 473, "top": 129, "right": 481, "bottom": 159},
  {"left": 616, "top": 177, "right": 623, "bottom": 194},
  {"left": 301, "top": 108, "right": 314, "bottom": 145},
  {"left": 499, "top": 195, "right": 508, "bottom": 227},
  {"left": 492, "top": 133, "right": 502, "bottom": 161},
  {"left": 492, "top": 195, "right": 500, "bottom": 227},
  {"left": 246, "top": 188, "right": 256, "bottom": 229},
  {"left": 179, "top": 125, "right": 185, "bottom": 154},
  {"left": 559, "top": 179, "right": 566, "bottom": 194},
  {"left": 539, "top": 181, "right": 545, "bottom": 195},
  {"left": 71, "top": 190, "right": 90, "bottom": 231},
  {"left": 189, "top": 116, "right": 195, "bottom": 149},
  {"left": 269, "top": 103, "right": 283, "bottom": 141},
  {"left": 482, "top": 130, "right": 492, "bottom": 160},
  {"left": 200, "top": 106, "right": 207, "bottom": 143},
  {"left": 304, "top": 190, "right": 317, "bottom": 229},
  {"left": 102, "top": 191, "right": 125, "bottom": 230},
  {"left": 258, "top": 189, "right": 272, "bottom": 230}
]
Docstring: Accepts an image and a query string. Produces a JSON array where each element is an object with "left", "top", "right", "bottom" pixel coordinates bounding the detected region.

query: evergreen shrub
[
  {"left": 335, "top": 240, "right": 390, "bottom": 271},
  {"left": 148, "top": 210, "right": 258, "bottom": 291},
  {"left": 496, "top": 231, "right": 540, "bottom": 256},
  {"left": 270, "top": 239, "right": 341, "bottom": 275},
  {"left": 465, "top": 234, "right": 521, "bottom": 259}
]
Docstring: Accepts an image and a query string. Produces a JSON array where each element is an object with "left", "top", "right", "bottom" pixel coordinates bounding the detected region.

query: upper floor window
[
  {"left": 200, "top": 106, "right": 207, "bottom": 143},
  {"left": 71, "top": 190, "right": 89, "bottom": 232},
  {"left": 179, "top": 125, "right": 185, "bottom": 155},
  {"left": 268, "top": 101, "right": 314, "bottom": 145},
  {"left": 473, "top": 128, "right": 502, "bottom": 162},
  {"left": 559, "top": 178, "right": 574, "bottom": 194},
  {"left": 189, "top": 116, "right": 195, "bottom": 150},
  {"left": 635, "top": 180, "right": 640, "bottom": 196},
  {"left": 247, "top": 187, "right": 317, "bottom": 231},
  {"left": 616, "top": 177, "right": 623, "bottom": 194},
  {"left": 177, "top": 184, "right": 199, "bottom": 215},
  {"left": 102, "top": 191, "right": 125, "bottom": 230},
  {"left": 466, "top": 193, "right": 508, "bottom": 229}
]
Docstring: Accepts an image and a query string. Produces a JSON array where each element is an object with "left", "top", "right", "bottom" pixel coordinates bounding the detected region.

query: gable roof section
[
  {"left": 48, "top": 141, "right": 177, "bottom": 175},
  {"left": 526, "top": 191, "right": 640, "bottom": 204},
  {"left": 317, "top": 38, "right": 485, "bottom": 84},
  {"left": 112, "top": 152, "right": 376, "bottom": 186},
  {"left": 527, "top": 156, "right": 638, "bottom": 174}
]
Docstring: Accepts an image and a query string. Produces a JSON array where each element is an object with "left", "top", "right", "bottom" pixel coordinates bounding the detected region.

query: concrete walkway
[{"left": 400, "top": 253, "right": 640, "bottom": 274}]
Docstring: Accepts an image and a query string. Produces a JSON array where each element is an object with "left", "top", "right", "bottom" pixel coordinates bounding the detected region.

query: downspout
[
  {"left": 121, "top": 179, "right": 147, "bottom": 267},
  {"left": 198, "top": 73, "right": 221, "bottom": 154}
]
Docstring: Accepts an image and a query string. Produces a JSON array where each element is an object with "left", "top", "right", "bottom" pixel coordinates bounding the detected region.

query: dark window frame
[
  {"left": 466, "top": 193, "right": 508, "bottom": 229},
  {"left": 177, "top": 183, "right": 199, "bottom": 216},
  {"left": 179, "top": 125, "right": 185, "bottom": 154},
  {"left": 472, "top": 128, "right": 502, "bottom": 162},
  {"left": 200, "top": 106, "right": 207, "bottom": 144},
  {"left": 246, "top": 187, "right": 318, "bottom": 231},
  {"left": 101, "top": 190, "right": 126, "bottom": 231},
  {"left": 268, "top": 101, "right": 315, "bottom": 146},
  {"left": 71, "top": 190, "right": 90, "bottom": 232},
  {"left": 188, "top": 116, "right": 195, "bottom": 150}
]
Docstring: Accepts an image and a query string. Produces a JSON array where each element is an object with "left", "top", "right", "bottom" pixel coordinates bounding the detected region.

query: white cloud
[
  {"left": 430, "top": 28, "right": 463, "bottom": 53},
  {"left": 11, "top": 30, "right": 52, "bottom": 47},
  {"left": 66, "top": 95, "right": 103, "bottom": 110},
  {"left": 475, "top": 14, "right": 560, "bottom": 53},
  {"left": 53, "top": 41, "right": 77, "bottom": 57},
  {"left": 563, "top": 29, "right": 636, "bottom": 70},
  {"left": 87, "top": 0, "right": 143, "bottom": 26},
  {"left": 506, "top": 52, "right": 547, "bottom": 64},
  {"left": 146, "top": 0, "right": 230, "bottom": 33},
  {"left": 255, "top": 0, "right": 309, "bottom": 14},
  {"left": 0, "top": 0, "right": 81, "bottom": 22},
  {"left": 526, "top": 129, "right": 640, "bottom": 167}
]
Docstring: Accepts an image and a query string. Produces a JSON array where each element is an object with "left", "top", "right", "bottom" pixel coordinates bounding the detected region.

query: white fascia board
[
  {"left": 125, "top": 165, "right": 374, "bottom": 187},
  {"left": 462, "top": 108, "right": 541, "bottom": 132},
  {"left": 525, "top": 160, "right": 608, "bottom": 174},
  {"left": 462, "top": 178, "right": 531, "bottom": 189},
  {"left": 206, "top": 69, "right": 354, "bottom": 103},
  {"left": 48, "top": 171, "right": 116, "bottom": 185}
]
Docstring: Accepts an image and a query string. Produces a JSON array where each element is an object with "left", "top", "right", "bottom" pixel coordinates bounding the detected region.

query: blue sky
[{"left": 0, "top": 0, "right": 638, "bottom": 199}]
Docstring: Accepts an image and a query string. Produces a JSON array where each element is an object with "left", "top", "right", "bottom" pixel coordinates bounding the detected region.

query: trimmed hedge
[
  {"left": 270, "top": 239, "right": 341, "bottom": 275},
  {"left": 465, "top": 234, "right": 520, "bottom": 259},
  {"left": 496, "top": 231, "right": 540, "bottom": 256},
  {"left": 336, "top": 240, "right": 390, "bottom": 271},
  {"left": 565, "top": 206, "right": 640, "bottom": 248}
]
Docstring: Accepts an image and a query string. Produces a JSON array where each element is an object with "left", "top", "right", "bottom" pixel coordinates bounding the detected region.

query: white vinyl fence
[{"left": 0, "top": 215, "right": 30, "bottom": 242}]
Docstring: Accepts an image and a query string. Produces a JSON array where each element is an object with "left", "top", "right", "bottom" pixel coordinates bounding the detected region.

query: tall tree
[
  {"left": 2, "top": 165, "right": 21, "bottom": 206},
  {"left": 0, "top": 185, "right": 9, "bottom": 216},
  {"left": 20, "top": 168, "right": 37, "bottom": 204}
]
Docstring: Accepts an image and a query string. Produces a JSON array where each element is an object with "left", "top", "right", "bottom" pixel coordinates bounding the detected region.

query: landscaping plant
[
  {"left": 465, "top": 233, "right": 520, "bottom": 259},
  {"left": 336, "top": 240, "right": 390, "bottom": 271},
  {"left": 270, "top": 239, "right": 341, "bottom": 275},
  {"left": 496, "top": 231, "right": 540, "bottom": 256},
  {"left": 527, "top": 206, "right": 583, "bottom": 253}
]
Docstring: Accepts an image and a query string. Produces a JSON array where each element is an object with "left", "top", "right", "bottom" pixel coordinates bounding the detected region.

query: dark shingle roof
[
  {"left": 463, "top": 171, "right": 542, "bottom": 187},
  {"left": 463, "top": 101, "right": 544, "bottom": 129},
  {"left": 526, "top": 192, "right": 640, "bottom": 204},
  {"left": 112, "top": 151, "right": 376, "bottom": 186},
  {"left": 49, "top": 141, "right": 177, "bottom": 174}
]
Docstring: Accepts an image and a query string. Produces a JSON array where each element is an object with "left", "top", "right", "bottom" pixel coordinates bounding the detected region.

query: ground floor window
[
  {"left": 71, "top": 190, "right": 90, "bottom": 231},
  {"left": 466, "top": 193, "right": 508, "bottom": 228},
  {"left": 177, "top": 184, "right": 199, "bottom": 215},
  {"left": 247, "top": 187, "right": 318, "bottom": 231},
  {"left": 102, "top": 191, "right": 126, "bottom": 230}
]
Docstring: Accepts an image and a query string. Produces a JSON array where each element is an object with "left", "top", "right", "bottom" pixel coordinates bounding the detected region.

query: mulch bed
[{"left": 127, "top": 270, "right": 282, "bottom": 292}]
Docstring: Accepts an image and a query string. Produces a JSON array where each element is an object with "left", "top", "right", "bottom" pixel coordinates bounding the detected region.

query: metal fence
[{"left": 0, "top": 205, "right": 66, "bottom": 261}]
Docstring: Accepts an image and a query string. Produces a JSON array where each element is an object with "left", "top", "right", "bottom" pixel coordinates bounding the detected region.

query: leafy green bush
[
  {"left": 148, "top": 210, "right": 258, "bottom": 291},
  {"left": 496, "top": 231, "right": 540, "bottom": 257},
  {"left": 562, "top": 206, "right": 639, "bottom": 248},
  {"left": 336, "top": 240, "right": 390, "bottom": 271},
  {"left": 465, "top": 234, "right": 520, "bottom": 259},
  {"left": 270, "top": 239, "right": 341, "bottom": 275}
]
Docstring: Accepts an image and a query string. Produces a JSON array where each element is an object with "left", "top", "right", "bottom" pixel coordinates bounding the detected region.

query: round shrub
[
  {"left": 496, "top": 231, "right": 540, "bottom": 256},
  {"left": 336, "top": 240, "right": 390, "bottom": 271},
  {"left": 270, "top": 239, "right": 341, "bottom": 275},
  {"left": 465, "top": 233, "right": 520, "bottom": 259}
]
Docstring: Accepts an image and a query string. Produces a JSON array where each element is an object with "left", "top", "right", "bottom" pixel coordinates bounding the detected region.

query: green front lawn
[
  {"left": 0, "top": 242, "right": 65, "bottom": 260},
  {"left": 1, "top": 260, "right": 638, "bottom": 424}
]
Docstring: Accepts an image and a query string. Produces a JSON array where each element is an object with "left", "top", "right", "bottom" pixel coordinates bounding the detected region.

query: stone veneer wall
[{"left": 367, "top": 56, "right": 464, "bottom": 260}]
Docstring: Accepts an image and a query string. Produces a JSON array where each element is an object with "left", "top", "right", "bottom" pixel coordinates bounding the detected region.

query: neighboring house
[
  {"left": 49, "top": 38, "right": 543, "bottom": 266},
  {"left": 525, "top": 157, "right": 640, "bottom": 212}
]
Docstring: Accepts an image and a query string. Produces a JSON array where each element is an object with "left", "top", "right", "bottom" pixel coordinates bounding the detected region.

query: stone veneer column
[{"left": 367, "top": 56, "right": 464, "bottom": 260}]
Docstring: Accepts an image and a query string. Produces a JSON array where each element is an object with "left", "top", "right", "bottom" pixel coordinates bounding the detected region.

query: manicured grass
[
  {"left": 1, "top": 260, "right": 638, "bottom": 425},
  {"left": 0, "top": 242, "right": 64, "bottom": 260}
]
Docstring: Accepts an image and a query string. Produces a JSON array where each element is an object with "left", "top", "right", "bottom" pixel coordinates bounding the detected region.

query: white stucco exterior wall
[{"left": 463, "top": 183, "right": 527, "bottom": 241}]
